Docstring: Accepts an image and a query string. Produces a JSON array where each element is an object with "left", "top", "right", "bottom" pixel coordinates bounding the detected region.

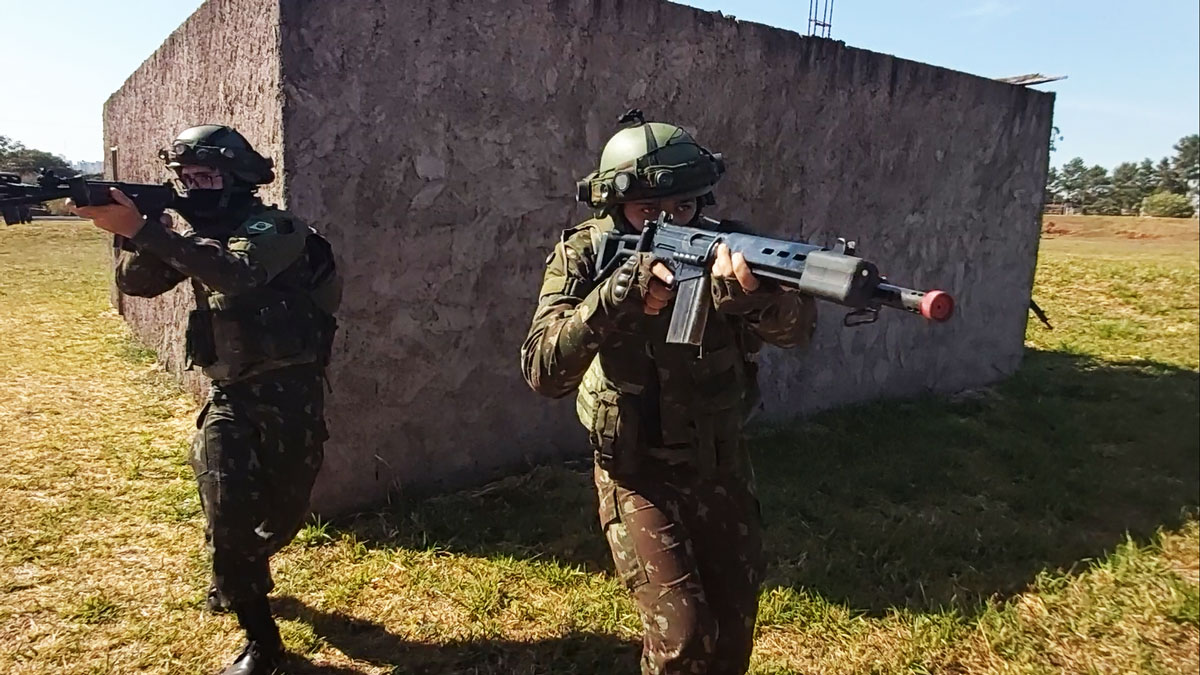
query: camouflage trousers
[
  {"left": 191, "top": 364, "right": 328, "bottom": 608},
  {"left": 596, "top": 463, "right": 765, "bottom": 675}
]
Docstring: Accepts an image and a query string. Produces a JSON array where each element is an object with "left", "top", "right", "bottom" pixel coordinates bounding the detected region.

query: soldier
[
  {"left": 521, "top": 113, "right": 818, "bottom": 675},
  {"left": 69, "top": 125, "right": 341, "bottom": 675}
]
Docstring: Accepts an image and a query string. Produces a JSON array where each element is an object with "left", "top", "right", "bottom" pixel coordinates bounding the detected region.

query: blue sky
[{"left": 1, "top": 0, "right": 1196, "bottom": 170}]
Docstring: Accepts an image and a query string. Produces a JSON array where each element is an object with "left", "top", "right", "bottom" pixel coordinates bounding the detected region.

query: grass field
[{"left": 0, "top": 215, "right": 1196, "bottom": 674}]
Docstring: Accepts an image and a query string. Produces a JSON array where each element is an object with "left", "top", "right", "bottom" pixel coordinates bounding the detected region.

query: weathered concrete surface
[
  {"left": 107, "top": 0, "right": 1053, "bottom": 515},
  {"left": 103, "top": 0, "right": 284, "bottom": 397}
]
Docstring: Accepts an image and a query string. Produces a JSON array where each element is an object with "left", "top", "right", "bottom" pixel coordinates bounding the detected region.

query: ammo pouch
[
  {"left": 184, "top": 309, "right": 218, "bottom": 369},
  {"left": 589, "top": 389, "right": 642, "bottom": 477},
  {"left": 184, "top": 294, "right": 336, "bottom": 372}
]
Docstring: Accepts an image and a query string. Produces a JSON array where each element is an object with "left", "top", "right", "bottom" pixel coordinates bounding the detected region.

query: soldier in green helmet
[
  {"left": 521, "top": 110, "right": 818, "bottom": 674},
  {"left": 69, "top": 125, "right": 340, "bottom": 675}
]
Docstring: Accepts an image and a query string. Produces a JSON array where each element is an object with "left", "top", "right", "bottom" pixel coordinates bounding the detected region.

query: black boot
[
  {"left": 220, "top": 641, "right": 282, "bottom": 675},
  {"left": 206, "top": 579, "right": 232, "bottom": 614},
  {"left": 219, "top": 597, "right": 283, "bottom": 675}
]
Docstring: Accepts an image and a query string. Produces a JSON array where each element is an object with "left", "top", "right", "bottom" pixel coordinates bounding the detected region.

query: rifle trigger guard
[{"left": 843, "top": 307, "right": 879, "bottom": 327}]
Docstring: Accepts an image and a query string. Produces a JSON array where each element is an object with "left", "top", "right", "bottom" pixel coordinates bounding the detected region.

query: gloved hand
[{"left": 600, "top": 253, "right": 677, "bottom": 316}]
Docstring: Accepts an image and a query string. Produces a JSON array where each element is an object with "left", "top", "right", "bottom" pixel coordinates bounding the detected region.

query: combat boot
[
  {"left": 219, "top": 640, "right": 282, "bottom": 675},
  {"left": 219, "top": 597, "right": 283, "bottom": 675}
]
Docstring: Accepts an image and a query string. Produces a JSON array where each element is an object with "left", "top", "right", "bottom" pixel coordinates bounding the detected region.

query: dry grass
[{"left": 0, "top": 217, "right": 1196, "bottom": 674}]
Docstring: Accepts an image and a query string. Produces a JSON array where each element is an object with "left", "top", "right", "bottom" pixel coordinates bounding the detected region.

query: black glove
[{"left": 600, "top": 253, "right": 666, "bottom": 315}]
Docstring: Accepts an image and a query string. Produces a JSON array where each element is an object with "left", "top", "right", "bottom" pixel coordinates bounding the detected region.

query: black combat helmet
[
  {"left": 159, "top": 124, "right": 275, "bottom": 186},
  {"left": 159, "top": 125, "right": 275, "bottom": 225}
]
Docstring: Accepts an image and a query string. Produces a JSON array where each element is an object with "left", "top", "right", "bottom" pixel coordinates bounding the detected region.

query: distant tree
[
  {"left": 1077, "top": 164, "right": 1112, "bottom": 212},
  {"left": 1174, "top": 134, "right": 1199, "bottom": 181},
  {"left": 1109, "top": 162, "right": 1142, "bottom": 213},
  {"left": 1044, "top": 166, "right": 1061, "bottom": 203},
  {"left": 1058, "top": 157, "right": 1088, "bottom": 206},
  {"left": 1173, "top": 134, "right": 1199, "bottom": 201},
  {"left": 1155, "top": 157, "right": 1185, "bottom": 195},
  {"left": 0, "top": 135, "right": 20, "bottom": 158},
  {"left": 1135, "top": 158, "right": 1158, "bottom": 202}
]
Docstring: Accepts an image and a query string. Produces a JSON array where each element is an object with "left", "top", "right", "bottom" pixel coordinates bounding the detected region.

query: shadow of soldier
[
  {"left": 324, "top": 458, "right": 613, "bottom": 573},
  {"left": 273, "top": 596, "right": 641, "bottom": 675},
  {"left": 316, "top": 349, "right": 1197, "bottom": 619}
]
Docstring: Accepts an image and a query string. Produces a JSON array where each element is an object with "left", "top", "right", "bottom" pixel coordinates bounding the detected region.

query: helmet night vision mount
[
  {"left": 576, "top": 109, "right": 726, "bottom": 211},
  {"left": 158, "top": 124, "right": 276, "bottom": 187}
]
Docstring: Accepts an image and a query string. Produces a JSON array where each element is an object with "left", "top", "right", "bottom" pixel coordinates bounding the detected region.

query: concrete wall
[
  {"left": 106, "top": 0, "right": 1053, "bottom": 515},
  {"left": 278, "top": 0, "right": 1052, "bottom": 514},
  {"left": 103, "top": 0, "right": 284, "bottom": 396}
]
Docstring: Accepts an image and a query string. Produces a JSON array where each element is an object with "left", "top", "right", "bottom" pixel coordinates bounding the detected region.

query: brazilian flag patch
[{"left": 246, "top": 221, "right": 275, "bottom": 234}]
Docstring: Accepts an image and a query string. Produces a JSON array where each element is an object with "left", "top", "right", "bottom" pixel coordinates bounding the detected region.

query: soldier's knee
[{"left": 645, "top": 587, "right": 720, "bottom": 666}]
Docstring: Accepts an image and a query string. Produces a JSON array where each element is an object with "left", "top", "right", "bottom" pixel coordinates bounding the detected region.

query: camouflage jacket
[
  {"left": 116, "top": 203, "right": 341, "bottom": 384},
  {"left": 521, "top": 216, "right": 817, "bottom": 476}
]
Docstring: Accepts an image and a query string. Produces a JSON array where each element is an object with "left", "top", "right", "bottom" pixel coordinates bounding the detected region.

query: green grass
[{"left": 0, "top": 218, "right": 1196, "bottom": 674}]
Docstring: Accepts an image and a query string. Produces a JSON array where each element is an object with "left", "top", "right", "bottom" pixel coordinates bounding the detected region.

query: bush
[{"left": 1141, "top": 192, "right": 1195, "bottom": 218}]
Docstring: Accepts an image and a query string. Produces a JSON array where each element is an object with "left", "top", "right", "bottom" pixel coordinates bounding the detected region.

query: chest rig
[
  {"left": 183, "top": 214, "right": 340, "bottom": 383},
  {"left": 573, "top": 222, "right": 763, "bottom": 477}
]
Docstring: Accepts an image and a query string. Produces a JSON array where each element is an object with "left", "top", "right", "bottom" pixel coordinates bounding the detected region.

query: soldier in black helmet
[{"left": 69, "top": 124, "right": 341, "bottom": 675}]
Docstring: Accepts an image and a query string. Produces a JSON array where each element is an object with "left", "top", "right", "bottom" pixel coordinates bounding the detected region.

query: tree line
[
  {"left": 0, "top": 135, "right": 72, "bottom": 175},
  {"left": 1045, "top": 134, "right": 1199, "bottom": 218}
]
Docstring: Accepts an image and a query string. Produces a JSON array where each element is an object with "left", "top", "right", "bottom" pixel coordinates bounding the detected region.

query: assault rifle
[
  {"left": 0, "top": 169, "right": 184, "bottom": 218},
  {"left": 594, "top": 212, "right": 955, "bottom": 346}
]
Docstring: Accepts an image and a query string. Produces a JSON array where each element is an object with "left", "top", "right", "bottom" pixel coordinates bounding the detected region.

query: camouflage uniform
[
  {"left": 522, "top": 214, "right": 816, "bottom": 675},
  {"left": 116, "top": 203, "right": 340, "bottom": 614}
]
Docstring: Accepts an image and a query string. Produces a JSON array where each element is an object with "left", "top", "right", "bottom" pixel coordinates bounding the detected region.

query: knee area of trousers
[{"left": 646, "top": 592, "right": 719, "bottom": 660}]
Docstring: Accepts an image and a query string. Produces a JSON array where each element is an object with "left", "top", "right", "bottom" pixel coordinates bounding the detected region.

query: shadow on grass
[
  {"left": 752, "top": 349, "right": 1198, "bottom": 614},
  {"left": 274, "top": 596, "right": 640, "bottom": 675},
  {"left": 323, "top": 349, "right": 1199, "bottom": 616}
]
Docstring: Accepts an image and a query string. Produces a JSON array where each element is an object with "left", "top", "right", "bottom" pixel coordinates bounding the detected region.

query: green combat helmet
[{"left": 577, "top": 109, "right": 725, "bottom": 215}]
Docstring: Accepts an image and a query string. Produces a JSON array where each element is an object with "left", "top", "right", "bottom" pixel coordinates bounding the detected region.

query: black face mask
[{"left": 175, "top": 188, "right": 255, "bottom": 235}]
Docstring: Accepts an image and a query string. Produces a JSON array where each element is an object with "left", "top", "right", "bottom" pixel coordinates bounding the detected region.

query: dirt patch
[
  {"left": 1042, "top": 220, "right": 1075, "bottom": 236},
  {"left": 1114, "top": 230, "right": 1164, "bottom": 240},
  {"left": 1041, "top": 214, "right": 1199, "bottom": 243}
]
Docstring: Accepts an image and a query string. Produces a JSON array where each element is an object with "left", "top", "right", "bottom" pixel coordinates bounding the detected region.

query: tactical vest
[
  {"left": 571, "top": 220, "right": 763, "bottom": 477},
  {"left": 183, "top": 215, "right": 341, "bottom": 383}
]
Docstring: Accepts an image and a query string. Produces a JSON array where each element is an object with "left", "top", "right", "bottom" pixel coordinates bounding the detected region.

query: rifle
[
  {"left": 594, "top": 212, "right": 955, "bottom": 346},
  {"left": 0, "top": 169, "right": 184, "bottom": 218},
  {"left": 1, "top": 169, "right": 190, "bottom": 249}
]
